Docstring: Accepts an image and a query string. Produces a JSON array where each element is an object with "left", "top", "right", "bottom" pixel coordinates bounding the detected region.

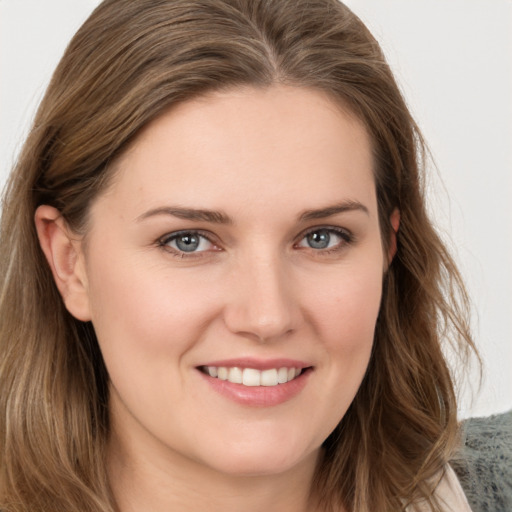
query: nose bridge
[{"left": 224, "top": 247, "right": 299, "bottom": 341}]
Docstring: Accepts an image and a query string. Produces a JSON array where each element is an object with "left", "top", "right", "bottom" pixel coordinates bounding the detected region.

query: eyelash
[
  {"left": 295, "top": 226, "right": 354, "bottom": 255},
  {"left": 158, "top": 230, "right": 218, "bottom": 258},
  {"left": 157, "top": 226, "right": 355, "bottom": 258}
]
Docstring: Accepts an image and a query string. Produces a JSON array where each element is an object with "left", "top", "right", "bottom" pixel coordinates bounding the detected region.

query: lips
[
  {"left": 196, "top": 359, "right": 312, "bottom": 407},
  {"left": 200, "top": 366, "right": 303, "bottom": 386}
]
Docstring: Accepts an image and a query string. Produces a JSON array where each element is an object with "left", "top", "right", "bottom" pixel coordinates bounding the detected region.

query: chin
[{"left": 197, "top": 437, "right": 320, "bottom": 478}]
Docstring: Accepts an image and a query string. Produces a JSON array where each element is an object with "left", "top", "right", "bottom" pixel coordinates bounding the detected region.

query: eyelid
[
  {"left": 294, "top": 225, "right": 355, "bottom": 250},
  {"left": 297, "top": 224, "right": 353, "bottom": 239},
  {"left": 156, "top": 225, "right": 354, "bottom": 258},
  {"left": 157, "top": 229, "right": 221, "bottom": 256}
]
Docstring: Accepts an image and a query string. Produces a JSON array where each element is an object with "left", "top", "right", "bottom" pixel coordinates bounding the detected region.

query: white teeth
[
  {"left": 203, "top": 365, "right": 305, "bottom": 387},
  {"left": 242, "top": 368, "right": 261, "bottom": 386},
  {"left": 228, "top": 367, "right": 243, "bottom": 384},
  {"left": 261, "top": 369, "right": 278, "bottom": 386},
  {"left": 277, "top": 367, "right": 288, "bottom": 383}
]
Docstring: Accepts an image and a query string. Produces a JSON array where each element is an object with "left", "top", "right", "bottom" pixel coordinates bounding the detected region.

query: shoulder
[
  {"left": 407, "top": 465, "right": 472, "bottom": 512},
  {"left": 451, "top": 410, "right": 512, "bottom": 512},
  {"left": 435, "top": 465, "right": 473, "bottom": 512}
]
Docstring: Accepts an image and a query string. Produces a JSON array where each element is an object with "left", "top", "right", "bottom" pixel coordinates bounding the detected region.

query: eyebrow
[
  {"left": 136, "top": 206, "right": 232, "bottom": 224},
  {"left": 298, "top": 200, "right": 369, "bottom": 221},
  {"left": 136, "top": 200, "right": 368, "bottom": 224}
]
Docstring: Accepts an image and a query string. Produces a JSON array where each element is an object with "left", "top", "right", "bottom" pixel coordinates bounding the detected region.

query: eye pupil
[
  {"left": 307, "top": 230, "right": 331, "bottom": 249},
  {"left": 176, "top": 233, "right": 200, "bottom": 252}
]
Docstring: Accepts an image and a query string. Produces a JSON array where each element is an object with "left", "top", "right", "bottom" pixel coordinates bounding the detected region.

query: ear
[
  {"left": 34, "top": 205, "right": 92, "bottom": 321},
  {"left": 387, "top": 208, "right": 400, "bottom": 265}
]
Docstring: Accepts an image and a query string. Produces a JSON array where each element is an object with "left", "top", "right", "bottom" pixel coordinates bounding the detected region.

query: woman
[{"left": 0, "top": 0, "right": 477, "bottom": 510}]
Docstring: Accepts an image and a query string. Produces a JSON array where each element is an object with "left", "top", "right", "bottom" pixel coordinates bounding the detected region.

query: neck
[{"left": 107, "top": 423, "right": 323, "bottom": 512}]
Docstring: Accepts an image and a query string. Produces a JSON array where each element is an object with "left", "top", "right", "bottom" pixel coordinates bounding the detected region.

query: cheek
[
  {"left": 83, "top": 259, "right": 219, "bottom": 416},
  {"left": 305, "top": 258, "right": 383, "bottom": 401},
  {"left": 86, "top": 257, "right": 219, "bottom": 352},
  {"left": 291, "top": 262, "right": 383, "bottom": 445},
  {"left": 307, "top": 263, "right": 383, "bottom": 348}
]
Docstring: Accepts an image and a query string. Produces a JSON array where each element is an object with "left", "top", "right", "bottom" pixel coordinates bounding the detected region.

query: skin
[{"left": 36, "top": 85, "right": 398, "bottom": 512}]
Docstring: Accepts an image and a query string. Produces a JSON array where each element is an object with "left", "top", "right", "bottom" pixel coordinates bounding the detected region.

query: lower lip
[{"left": 197, "top": 368, "right": 312, "bottom": 407}]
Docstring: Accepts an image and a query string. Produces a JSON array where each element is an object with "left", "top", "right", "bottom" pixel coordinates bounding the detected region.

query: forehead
[{"left": 95, "top": 85, "right": 376, "bottom": 221}]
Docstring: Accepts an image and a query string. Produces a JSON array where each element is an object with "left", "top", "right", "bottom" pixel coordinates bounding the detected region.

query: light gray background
[{"left": 1, "top": 0, "right": 511, "bottom": 418}]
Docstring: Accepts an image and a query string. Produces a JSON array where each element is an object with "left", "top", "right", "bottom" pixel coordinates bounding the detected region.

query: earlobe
[
  {"left": 34, "top": 205, "right": 92, "bottom": 321},
  {"left": 387, "top": 208, "right": 400, "bottom": 265}
]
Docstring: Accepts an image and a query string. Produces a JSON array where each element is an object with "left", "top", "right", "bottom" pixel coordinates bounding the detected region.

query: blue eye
[
  {"left": 297, "top": 228, "right": 351, "bottom": 250},
  {"left": 161, "top": 231, "right": 214, "bottom": 253}
]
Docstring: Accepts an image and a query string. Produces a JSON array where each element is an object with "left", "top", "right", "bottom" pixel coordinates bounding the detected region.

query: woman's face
[{"left": 75, "top": 85, "right": 387, "bottom": 477}]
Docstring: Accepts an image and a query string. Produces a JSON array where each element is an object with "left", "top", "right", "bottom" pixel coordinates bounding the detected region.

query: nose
[{"left": 223, "top": 254, "right": 301, "bottom": 343}]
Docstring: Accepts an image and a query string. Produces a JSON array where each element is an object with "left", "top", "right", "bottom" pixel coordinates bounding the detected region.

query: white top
[{"left": 410, "top": 465, "right": 473, "bottom": 512}]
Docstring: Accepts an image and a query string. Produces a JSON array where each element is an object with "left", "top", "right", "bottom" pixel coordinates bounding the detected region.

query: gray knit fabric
[{"left": 451, "top": 410, "right": 512, "bottom": 512}]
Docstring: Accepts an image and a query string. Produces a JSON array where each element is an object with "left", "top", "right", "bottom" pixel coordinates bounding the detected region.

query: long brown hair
[{"left": 0, "top": 1, "right": 476, "bottom": 510}]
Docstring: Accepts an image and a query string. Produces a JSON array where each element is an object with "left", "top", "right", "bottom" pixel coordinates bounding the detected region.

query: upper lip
[{"left": 197, "top": 358, "right": 312, "bottom": 370}]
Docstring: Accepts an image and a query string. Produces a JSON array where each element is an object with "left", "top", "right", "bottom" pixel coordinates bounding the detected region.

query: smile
[{"left": 200, "top": 366, "right": 303, "bottom": 387}]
